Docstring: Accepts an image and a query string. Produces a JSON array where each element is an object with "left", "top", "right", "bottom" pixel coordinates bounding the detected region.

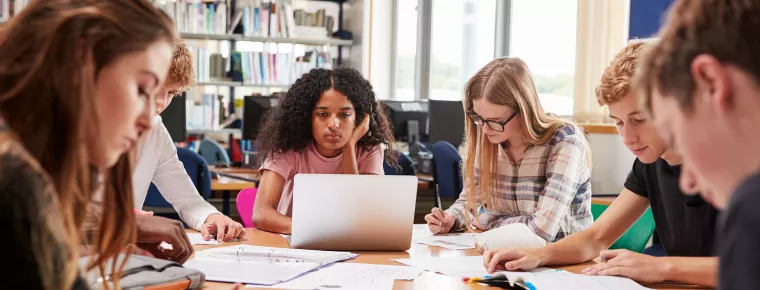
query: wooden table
[
  {"left": 194, "top": 229, "right": 702, "bottom": 290},
  {"left": 417, "top": 174, "right": 434, "bottom": 190},
  {"left": 211, "top": 177, "right": 256, "bottom": 191},
  {"left": 211, "top": 176, "right": 256, "bottom": 215}
]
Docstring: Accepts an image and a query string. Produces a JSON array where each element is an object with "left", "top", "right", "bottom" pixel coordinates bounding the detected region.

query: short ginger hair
[
  {"left": 595, "top": 42, "right": 648, "bottom": 106},
  {"left": 167, "top": 41, "right": 195, "bottom": 92}
]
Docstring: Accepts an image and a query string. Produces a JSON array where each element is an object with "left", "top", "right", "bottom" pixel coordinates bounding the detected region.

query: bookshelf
[
  {"left": 180, "top": 33, "right": 240, "bottom": 41},
  {"left": 169, "top": 0, "right": 356, "bottom": 158},
  {"left": 196, "top": 81, "right": 290, "bottom": 89},
  {"left": 187, "top": 128, "right": 242, "bottom": 135},
  {"left": 181, "top": 33, "right": 352, "bottom": 46},
  {"left": 239, "top": 35, "right": 352, "bottom": 46},
  {"left": 4, "top": 0, "right": 357, "bottom": 156}
]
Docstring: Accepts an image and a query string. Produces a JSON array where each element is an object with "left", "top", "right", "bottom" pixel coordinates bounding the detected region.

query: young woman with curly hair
[{"left": 252, "top": 67, "right": 396, "bottom": 234}]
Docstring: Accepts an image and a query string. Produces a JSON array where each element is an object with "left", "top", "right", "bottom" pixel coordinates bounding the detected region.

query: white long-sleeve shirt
[{"left": 133, "top": 116, "right": 220, "bottom": 230}]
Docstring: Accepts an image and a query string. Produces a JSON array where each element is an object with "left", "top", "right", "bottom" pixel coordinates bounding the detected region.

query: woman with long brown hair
[
  {"left": 425, "top": 58, "right": 593, "bottom": 243},
  {"left": 0, "top": 0, "right": 192, "bottom": 288}
]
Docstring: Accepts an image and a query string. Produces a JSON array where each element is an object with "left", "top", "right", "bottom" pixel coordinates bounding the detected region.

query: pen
[{"left": 435, "top": 184, "right": 442, "bottom": 209}]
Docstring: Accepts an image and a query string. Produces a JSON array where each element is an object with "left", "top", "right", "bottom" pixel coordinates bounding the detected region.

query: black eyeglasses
[{"left": 466, "top": 109, "right": 518, "bottom": 132}]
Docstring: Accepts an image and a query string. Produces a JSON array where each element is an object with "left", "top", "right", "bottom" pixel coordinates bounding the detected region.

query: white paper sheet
[
  {"left": 411, "top": 224, "right": 477, "bottom": 250},
  {"left": 414, "top": 233, "right": 477, "bottom": 250},
  {"left": 185, "top": 258, "right": 321, "bottom": 285},
  {"left": 247, "top": 276, "right": 394, "bottom": 290},
  {"left": 474, "top": 223, "right": 547, "bottom": 251},
  {"left": 160, "top": 232, "right": 220, "bottom": 250},
  {"left": 195, "top": 244, "right": 357, "bottom": 265},
  {"left": 392, "top": 255, "right": 490, "bottom": 278},
  {"left": 246, "top": 263, "right": 421, "bottom": 290},
  {"left": 411, "top": 224, "right": 434, "bottom": 241},
  {"left": 184, "top": 245, "right": 358, "bottom": 285},
  {"left": 187, "top": 232, "right": 221, "bottom": 245}
]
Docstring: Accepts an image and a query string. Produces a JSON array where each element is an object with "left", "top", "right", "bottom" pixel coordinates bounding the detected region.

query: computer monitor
[
  {"left": 428, "top": 100, "right": 465, "bottom": 147},
  {"left": 160, "top": 94, "right": 187, "bottom": 143},
  {"left": 382, "top": 100, "right": 429, "bottom": 143},
  {"left": 242, "top": 95, "right": 279, "bottom": 140}
]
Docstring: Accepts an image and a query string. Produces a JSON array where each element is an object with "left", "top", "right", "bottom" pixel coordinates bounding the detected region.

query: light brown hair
[
  {"left": 168, "top": 41, "right": 196, "bottom": 92},
  {"left": 596, "top": 42, "right": 648, "bottom": 106},
  {"left": 0, "top": 0, "right": 177, "bottom": 288},
  {"left": 634, "top": 0, "right": 760, "bottom": 114},
  {"left": 462, "top": 58, "right": 588, "bottom": 226}
]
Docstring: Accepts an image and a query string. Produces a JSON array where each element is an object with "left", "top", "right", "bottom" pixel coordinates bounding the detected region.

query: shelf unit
[
  {"left": 181, "top": 33, "right": 353, "bottom": 46},
  {"left": 179, "top": 0, "right": 354, "bottom": 160},
  {"left": 187, "top": 128, "right": 242, "bottom": 135},
  {"left": 196, "top": 81, "right": 291, "bottom": 89}
]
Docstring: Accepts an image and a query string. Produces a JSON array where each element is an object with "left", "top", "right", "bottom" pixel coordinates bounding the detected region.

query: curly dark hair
[{"left": 255, "top": 67, "right": 397, "bottom": 166}]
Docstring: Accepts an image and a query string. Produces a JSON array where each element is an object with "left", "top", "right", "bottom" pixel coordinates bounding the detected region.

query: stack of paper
[
  {"left": 184, "top": 245, "right": 358, "bottom": 286},
  {"left": 247, "top": 263, "right": 425, "bottom": 290}
]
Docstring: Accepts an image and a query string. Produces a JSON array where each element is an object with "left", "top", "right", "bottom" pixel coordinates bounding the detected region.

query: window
[
  {"left": 510, "top": 0, "right": 577, "bottom": 116},
  {"left": 393, "top": 0, "right": 418, "bottom": 101},
  {"left": 429, "top": 0, "right": 496, "bottom": 101}
]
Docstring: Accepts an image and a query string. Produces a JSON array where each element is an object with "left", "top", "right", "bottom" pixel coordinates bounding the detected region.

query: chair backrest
[
  {"left": 236, "top": 188, "right": 258, "bottom": 228},
  {"left": 591, "top": 199, "right": 656, "bottom": 253},
  {"left": 383, "top": 150, "right": 416, "bottom": 175},
  {"left": 144, "top": 147, "right": 212, "bottom": 208},
  {"left": 432, "top": 141, "right": 463, "bottom": 198},
  {"left": 198, "top": 139, "right": 231, "bottom": 166}
]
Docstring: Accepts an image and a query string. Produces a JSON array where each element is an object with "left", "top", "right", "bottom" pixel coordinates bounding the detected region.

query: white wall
[
  {"left": 588, "top": 133, "right": 635, "bottom": 194},
  {"left": 344, "top": 0, "right": 366, "bottom": 71},
  {"left": 365, "top": 0, "right": 394, "bottom": 99}
]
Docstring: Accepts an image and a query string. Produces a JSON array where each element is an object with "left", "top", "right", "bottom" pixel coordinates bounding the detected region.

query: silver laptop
[{"left": 290, "top": 174, "right": 418, "bottom": 251}]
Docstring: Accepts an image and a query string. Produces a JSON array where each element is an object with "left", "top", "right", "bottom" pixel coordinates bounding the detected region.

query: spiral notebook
[{"left": 183, "top": 245, "right": 358, "bottom": 286}]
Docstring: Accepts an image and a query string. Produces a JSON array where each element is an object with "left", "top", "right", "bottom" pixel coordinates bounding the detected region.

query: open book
[
  {"left": 474, "top": 223, "right": 547, "bottom": 252},
  {"left": 183, "top": 245, "right": 358, "bottom": 286},
  {"left": 478, "top": 270, "right": 652, "bottom": 290}
]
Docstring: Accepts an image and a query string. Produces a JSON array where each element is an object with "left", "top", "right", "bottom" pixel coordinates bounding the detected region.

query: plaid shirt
[{"left": 445, "top": 124, "right": 593, "bottom": 242}]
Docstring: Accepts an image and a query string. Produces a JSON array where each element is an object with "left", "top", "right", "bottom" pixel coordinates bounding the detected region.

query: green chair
[{"left": 590, "top": 199, "right": 656, "bottom": 253}]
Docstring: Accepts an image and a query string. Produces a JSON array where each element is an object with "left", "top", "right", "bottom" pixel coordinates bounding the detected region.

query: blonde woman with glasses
[{"left": 425, "top": 58, "right": 593, "bottom": 242}]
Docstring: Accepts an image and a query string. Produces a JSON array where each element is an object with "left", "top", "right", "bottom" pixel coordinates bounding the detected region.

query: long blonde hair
[{"left": 461, "top": 58, "right": 587, "bottom": 227}]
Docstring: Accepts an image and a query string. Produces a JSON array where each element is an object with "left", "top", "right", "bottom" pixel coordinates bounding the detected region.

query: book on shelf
[
  {"left": 154, "top": 0, "right": 229, "bottom": 35},
  {"left": 230, "top": 47, "right": 331, "bottom": 86},
  {"left": 237, "top": 0, "right": 299, "bottom": 38},
  {"left": 0, "top": 0, "right": 29, "bottom": 22},
  {"left": 293, "top": 8, "right": 326, "bottom": 27},
  {"left": 187, "top": 93, "right": 226, "bottom": 131},
  {"left": 209, "top": 54, "right": 227, "bottom": 80},
  {"left": 187, "top": 44, "right": 228, "bottom": 83}
]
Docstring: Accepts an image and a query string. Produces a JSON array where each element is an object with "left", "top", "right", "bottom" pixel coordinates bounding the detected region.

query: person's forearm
[
  {"left": 340, "top": 144, "right": 359, "bottom": 174},
  {"left": 661, "top": 257, "right": 717, "bottom": 287},
  {"left": 185, "top": 204, "right": 221, "bottom": 231},
  {"left": 252, "top": 207, "right": 293, "bottom": 234},
  {"left": 540, "top": 230, "right": 608, "bottom": 266}
]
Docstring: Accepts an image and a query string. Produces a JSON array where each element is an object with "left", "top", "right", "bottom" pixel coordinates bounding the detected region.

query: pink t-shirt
[{"left": 259, "top": 143, "right": 385, "bottom": 216}]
